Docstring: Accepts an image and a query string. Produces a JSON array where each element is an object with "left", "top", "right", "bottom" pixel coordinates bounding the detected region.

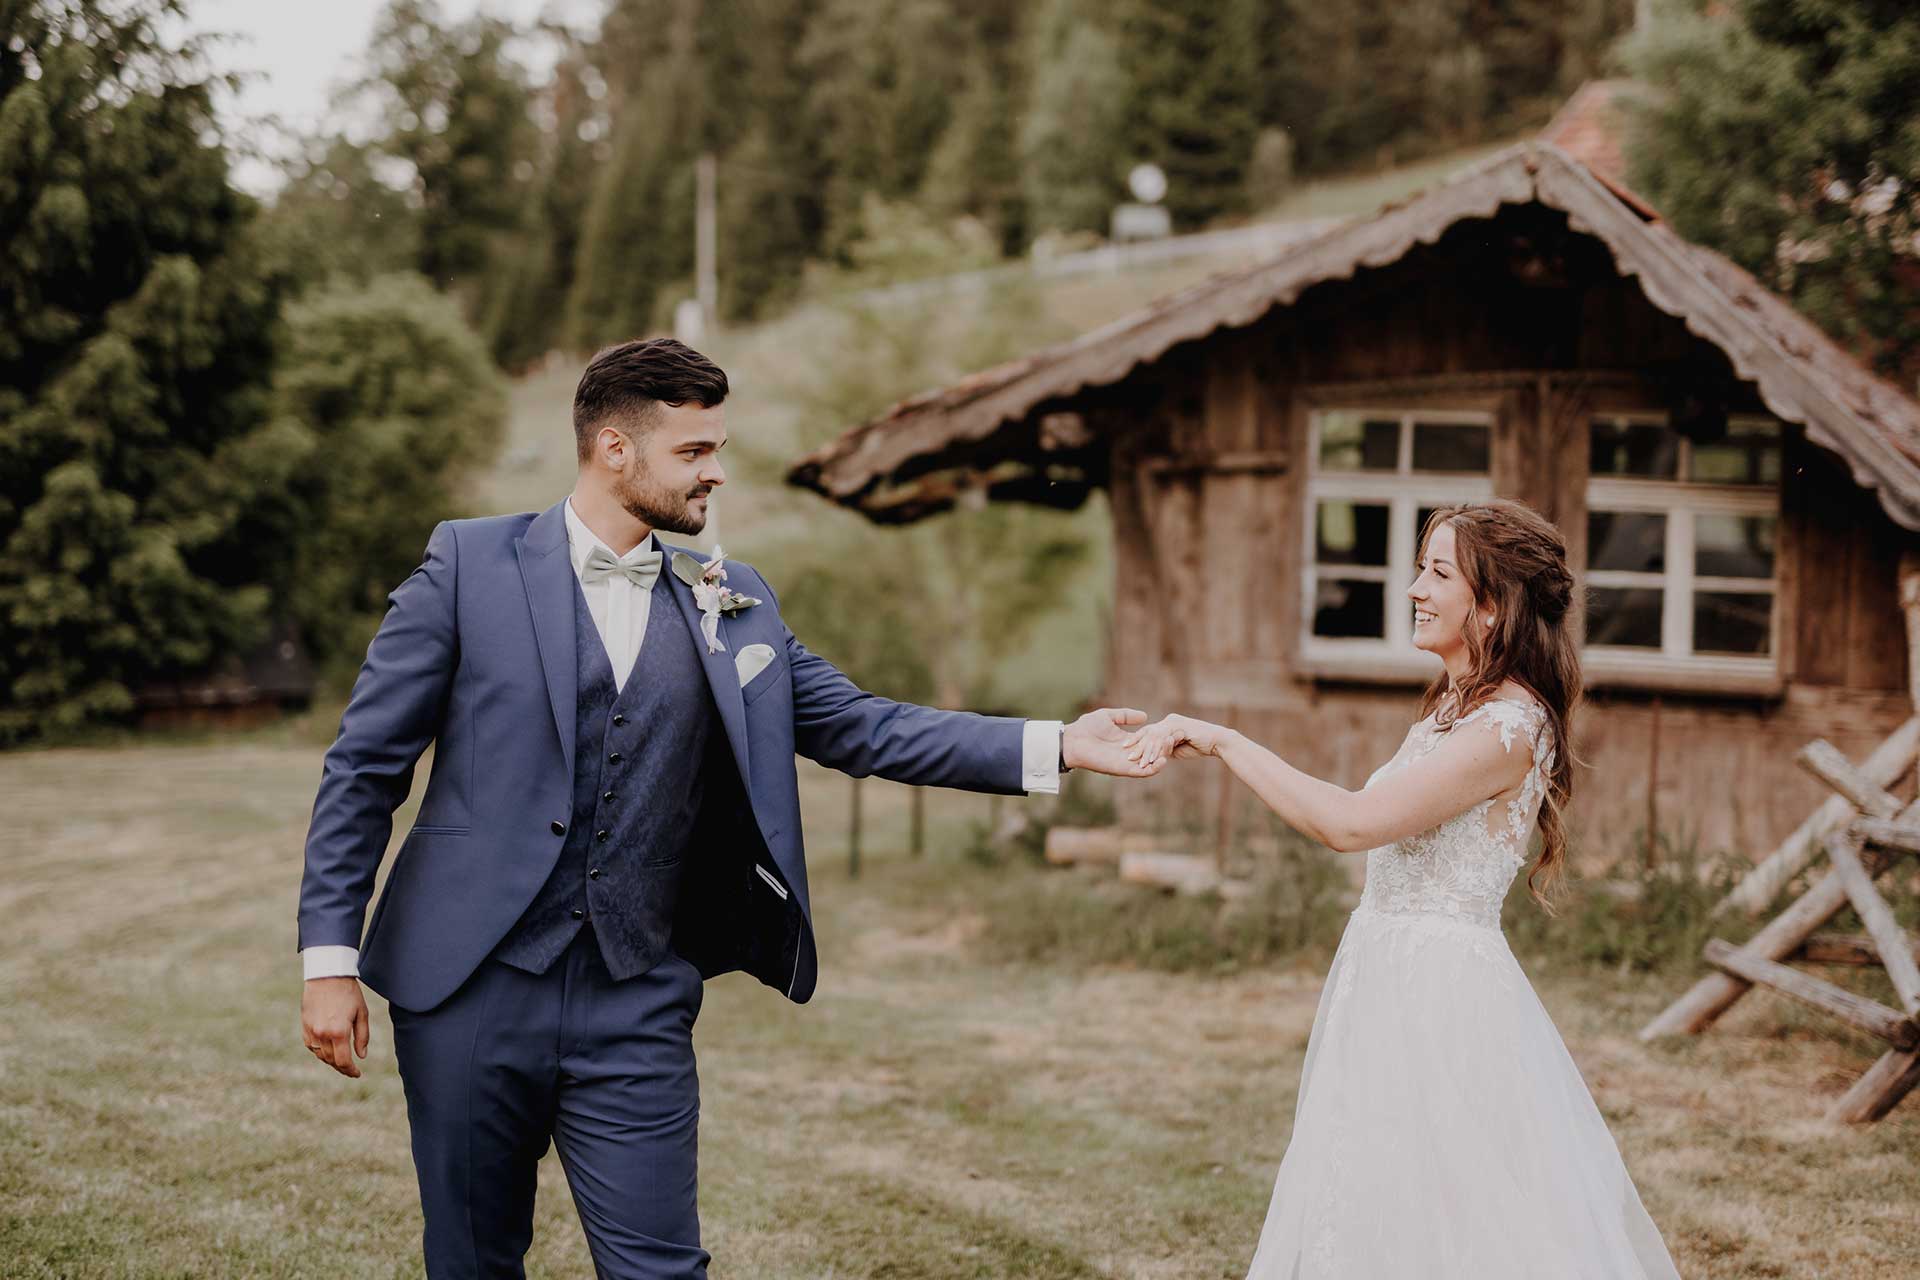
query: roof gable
[{"left": 790, "top": 142, "right": 1920, "bottom": 531}]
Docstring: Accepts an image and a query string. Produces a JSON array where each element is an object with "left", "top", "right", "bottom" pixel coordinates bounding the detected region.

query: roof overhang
[{"left": 788, "top": 142, "right": 1920, "bottom": 531}]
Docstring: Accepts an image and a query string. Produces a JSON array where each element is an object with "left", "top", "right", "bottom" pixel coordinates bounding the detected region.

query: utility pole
[{"left": 695, "top": 152, "right": 717, "bottom": 331}]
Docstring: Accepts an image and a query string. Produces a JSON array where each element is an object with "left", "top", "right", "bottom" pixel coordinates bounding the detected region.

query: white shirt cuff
[
  {"left": 302, "top": 945, "right": 361, "bottom": 981},
  {"left": 1022, "top": 720, "right": 1063, "bottom": 795}
]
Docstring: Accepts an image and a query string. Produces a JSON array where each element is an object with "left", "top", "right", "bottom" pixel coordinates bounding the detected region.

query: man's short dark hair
[{"left": 572, "top": 338, "right": 729, "bottom": 461}]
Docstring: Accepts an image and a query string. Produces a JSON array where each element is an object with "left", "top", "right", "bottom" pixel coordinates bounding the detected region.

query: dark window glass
[
  {"left": 1694, "top": 514, "right": 1776, "bottom": 579},
  {"left": 1316, "top": 501, "right": 1390, "bottom": 566},
  {"left": 1590, "top": 420, "right": 1679, "bottom": 480},
  {"left": 1312, "top": 578, "right": 1386, "bottom": 638},
  {"left": 1586, "top": 587, "right": 1663, "bottom": 648},
  {"left": 1690, "top": 420, "right": 1782, "bottom": 485},
  {"left": 1319, "top": 414, "right": 1399, "bottom": 471},
  {"left": 1694, "top": 592, "right": 1772, "bottom": 655},
  {"left": 1587, "top": 511, "right": 1667, "bottom": 573},
  {"left": 1411, "top": 422, "right": 1490, "bottom": 473}
]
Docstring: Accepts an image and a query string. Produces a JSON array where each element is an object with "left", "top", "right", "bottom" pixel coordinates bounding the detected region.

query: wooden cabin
[{"left": 787, "top": 139, "right": 1920, "bottom": 866}]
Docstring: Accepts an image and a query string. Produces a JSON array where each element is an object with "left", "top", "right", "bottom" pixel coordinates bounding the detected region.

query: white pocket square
[{"left": 734, "top": 643, "right": 776, "bottom": 688}]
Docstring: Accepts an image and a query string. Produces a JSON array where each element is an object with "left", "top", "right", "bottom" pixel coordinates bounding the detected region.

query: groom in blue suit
[{"left": 297, "top": 338, "right": 1150, "bottom": 1278}]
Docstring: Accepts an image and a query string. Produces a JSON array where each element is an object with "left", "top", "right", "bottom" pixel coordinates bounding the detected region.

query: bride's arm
[{"left": 1127, "top": 713, "right": 1532, "bottom": 853}]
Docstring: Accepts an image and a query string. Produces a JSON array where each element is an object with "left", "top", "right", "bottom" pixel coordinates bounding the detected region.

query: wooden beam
[
  {"left": 1855, "top": 816, "right": 1920, "bottom": 858},
  {"left": 1827, "top": 1046, "right": 1920, "bottom": 1124},
  {"left": 1795, "top": 739, "right": 1904, "bottom": 817},
  {"left": 1701, "top": 939, "right": 1918, "bottom": 1050},
  {"left": 1824, "top": 830, "right": 1920, "bottom": 1016},
  {"left": 1715, "top": 717, "right": 1919, "bottom": 916},
  {"left": 1800, "top": 932, "right": 1920, "bottom": 966}
]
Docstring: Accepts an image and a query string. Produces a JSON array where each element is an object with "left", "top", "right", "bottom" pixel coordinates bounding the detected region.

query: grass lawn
[{"left": 2, "top": 735, "right": 1916, "bottom": 1278}]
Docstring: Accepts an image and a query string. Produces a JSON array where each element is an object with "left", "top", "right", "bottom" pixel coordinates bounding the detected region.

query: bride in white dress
[{"left": 1126, "top": 499, "right": 1681, "bottom": 1279}]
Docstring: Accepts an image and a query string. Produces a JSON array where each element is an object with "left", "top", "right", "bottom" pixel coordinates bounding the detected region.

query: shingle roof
[{"left": 789, "top": 142, "right": 1920, "bottom": 531}]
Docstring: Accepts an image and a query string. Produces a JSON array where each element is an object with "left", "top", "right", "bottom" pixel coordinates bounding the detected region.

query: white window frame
[
  {"left": 1301, "top": 408, "right": 1494, "bottom": 675},
  {"left": 1583, "top": 412, "right": 1781, "bottom": 687}
]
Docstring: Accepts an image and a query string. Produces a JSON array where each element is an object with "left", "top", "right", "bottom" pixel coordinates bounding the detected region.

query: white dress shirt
[{"left": 302, "top": 503, "right": 1060, "bottom": 981}]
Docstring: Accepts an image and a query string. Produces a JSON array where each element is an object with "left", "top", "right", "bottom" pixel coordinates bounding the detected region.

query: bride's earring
[{"left": 1483, "top": 615, "right": 1494, "bottom": 627}]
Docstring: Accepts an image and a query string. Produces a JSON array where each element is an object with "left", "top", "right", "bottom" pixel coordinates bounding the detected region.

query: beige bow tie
[{"left": 580, "top": 545, "right": 662, "bottom": 590}]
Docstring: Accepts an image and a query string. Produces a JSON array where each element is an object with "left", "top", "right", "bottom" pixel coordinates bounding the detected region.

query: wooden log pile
[{"left": 1043, "top": 825, "right": 1255, "bottom": 899}]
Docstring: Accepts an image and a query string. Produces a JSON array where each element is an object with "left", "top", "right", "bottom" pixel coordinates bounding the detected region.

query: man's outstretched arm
[{"left": 783, "top": 624, "right": 1157, "bottom": 789}]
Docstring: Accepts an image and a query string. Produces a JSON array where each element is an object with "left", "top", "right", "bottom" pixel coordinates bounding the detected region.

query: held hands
[
  {"left": 302, "top": 977, "right": 370, "bottom": 1078},
  {"left": 1124, "top": 713, "right": 1234, "bottom": 769},
  {"left": 1063, "top": 707, "right": 1169, "bottom": 778}
]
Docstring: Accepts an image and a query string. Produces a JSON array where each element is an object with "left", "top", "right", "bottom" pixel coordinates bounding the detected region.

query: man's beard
[{"left": 614, "top": 461, "right": 709, "bottom": 535}]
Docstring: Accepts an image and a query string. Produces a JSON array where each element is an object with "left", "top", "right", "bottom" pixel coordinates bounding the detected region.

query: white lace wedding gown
[{"left": 1245, "top": 697, "right": 1681, "bottom": 1279}]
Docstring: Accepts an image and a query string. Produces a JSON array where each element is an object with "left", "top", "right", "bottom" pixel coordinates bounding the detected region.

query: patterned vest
[{"left": 494, "top": 569, "right": 718, "bottom": 979}]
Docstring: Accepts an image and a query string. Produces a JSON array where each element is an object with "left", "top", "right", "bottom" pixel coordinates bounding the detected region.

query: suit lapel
[
  {"left": 515, "top": 501, "right": 578, "bottom": 779},
  {"left": 660, "top": 542, "right": 752, "bottom": 787}
]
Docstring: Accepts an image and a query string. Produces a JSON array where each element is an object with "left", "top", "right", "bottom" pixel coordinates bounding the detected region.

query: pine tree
[
  {"left": 0, "top": 0, "right": 291, "bottom": 739},
  {"left": 1625, "top": 0, "right": 1920, "bottom": 380},
  {"left": 1118, "top": 0, "right": 1262, "bottom": 228},
  {"left": 1019, "top": 0, "right": 1131, "bottom": 238}
]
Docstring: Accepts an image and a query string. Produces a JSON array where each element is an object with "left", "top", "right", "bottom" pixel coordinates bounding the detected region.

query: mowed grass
[{"left": 3, "top": 736, "right": 1918, "bottom": 1279}]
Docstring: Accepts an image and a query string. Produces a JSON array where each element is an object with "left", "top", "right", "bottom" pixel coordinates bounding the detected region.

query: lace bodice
[{"left": 1353, "top": 697, "right": 1553, "bottom": 930}]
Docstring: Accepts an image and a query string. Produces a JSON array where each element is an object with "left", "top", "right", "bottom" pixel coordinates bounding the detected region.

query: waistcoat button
[{"left": 550, "top": 820, "right": 566, "bottom": 836}]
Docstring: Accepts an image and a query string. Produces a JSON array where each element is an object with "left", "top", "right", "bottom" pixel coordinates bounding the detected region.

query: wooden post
[
  {"left": 1901, "top": 548, "right": 1920, "bottom": 711},
  {"left": 848, "top": 775, "right": 862, "bottom": 878},
  {"left": 1644, "top": 695, "right": 1661, "bottom": 867},
  {"left": 909, "top": 787, "right": 925, "bottom": 858}
]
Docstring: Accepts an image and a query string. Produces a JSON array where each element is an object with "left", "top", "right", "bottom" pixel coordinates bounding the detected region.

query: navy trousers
[{"left": 389, "top": 927, "right": 709, "bottom": 1279}]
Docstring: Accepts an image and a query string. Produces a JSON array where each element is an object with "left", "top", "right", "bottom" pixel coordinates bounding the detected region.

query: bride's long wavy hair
[{"left": 1414, "top": 500, "right": 1580, "bottom": 910}]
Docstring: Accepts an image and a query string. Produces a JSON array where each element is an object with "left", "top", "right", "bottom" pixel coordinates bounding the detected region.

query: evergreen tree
[
  {"left": 1119, "top": 0, "right": 1263, "bottom": 229},
  {"left": 0, "top": 0, "right": 291, "bottom": 739},
  {"left": 1019, "top": 0, "right": 1131, "bottom": 238},
  {"left": 1625, "top": 0, "right": 1920, "bottom": 380},
  {"left": 355, "top": 0, "right": 537, "bottom": 295}
]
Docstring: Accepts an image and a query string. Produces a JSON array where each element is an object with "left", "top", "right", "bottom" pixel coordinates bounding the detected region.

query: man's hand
[
  {"left": 302, "top": 977, "right": 370, "bottom": 1078},
  {"left": 1062, "top": 707, "right": 1164, "bottom": 778}
]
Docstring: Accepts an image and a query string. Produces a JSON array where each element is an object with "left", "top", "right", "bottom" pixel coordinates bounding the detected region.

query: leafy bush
[{"left": 263, "top": 273, "right": 507, "bottom": 671}]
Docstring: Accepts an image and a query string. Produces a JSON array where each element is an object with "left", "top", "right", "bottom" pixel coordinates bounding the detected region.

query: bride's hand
[{"left": 1123, "top": 714, "right": 1233, "bottom": 767}]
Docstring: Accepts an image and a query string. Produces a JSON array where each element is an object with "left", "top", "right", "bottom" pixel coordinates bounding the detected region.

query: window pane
[
  {"left": 1318, "top": 413, "right": 1399, "bottom": 471},
  {"left": 1694, "top": 591, "right": 1772, "bottom": 655},
  {"left": 1590, "top": 419, "right": 1679, "bottom": 480},
  {"left": 1316, "top": 501, "right": 1389, "bottom": 566},
  {"left": 1312, "top": 578, "right": 1386, "bottom": 639},
  {"left": 1588, "top": 511, "right": 1666, "bottom": 573},
  {"left": 1690, "top": 420, "right": 1782, "bottom": 485},
  {"left": 1587, "top": 587, "right": 1663, "bottom": 648},
  {"left": 1411, "top": 421, "right": 1490, "bottom": 473},
  {"left": 1695, "top": 514, "right": 1776, "bottom": 579}
]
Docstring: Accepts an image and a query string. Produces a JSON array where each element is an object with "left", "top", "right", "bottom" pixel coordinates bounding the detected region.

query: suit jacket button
[
  {"left": 612, "top": 714, "right": 626, "bottom": 726},
  {"left": 550, "top": 820, "right": 566, "bottom": 836},
  {"left": 571, "top": 909, "right": 585, "bottom": 920}
]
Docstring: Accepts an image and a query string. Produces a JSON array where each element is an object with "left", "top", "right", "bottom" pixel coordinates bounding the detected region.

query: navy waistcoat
[{"left": 494, "top": 569, "right": 718, "bottom": 979}]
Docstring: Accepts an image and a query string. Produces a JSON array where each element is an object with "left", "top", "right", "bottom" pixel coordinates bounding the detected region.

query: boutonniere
[{"left": 671, "top": 547, "right": 762, "bottom": 653}]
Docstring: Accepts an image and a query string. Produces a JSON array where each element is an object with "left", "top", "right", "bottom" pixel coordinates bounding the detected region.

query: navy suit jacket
[{"left": 297, "top": 499, "right": 1027, "bottom": 1012}]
